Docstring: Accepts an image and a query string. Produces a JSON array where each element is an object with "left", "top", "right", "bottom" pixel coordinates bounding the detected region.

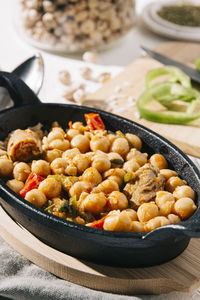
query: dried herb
[
  {"left": 58, "top": 195, "right": 77, "bottom": 218},
  {"left": 110, "top": 158, "right": 124, "bottom": 165},
  {"left": 45, "top": 203, "right": 55, "bottom": 212},
  {"left": 158, "top": 5, "right": 200, "bottom": 27}
]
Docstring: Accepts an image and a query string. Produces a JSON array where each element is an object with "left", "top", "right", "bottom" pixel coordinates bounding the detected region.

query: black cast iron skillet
[{"left": 0, "top": 71, "right": 200, "bottom": 268}]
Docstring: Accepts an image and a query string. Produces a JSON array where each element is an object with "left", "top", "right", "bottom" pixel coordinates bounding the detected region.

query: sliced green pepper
[
  {"left": 146, "top": 66, "right": 191, "bottom": 89},
  {"left": 195, "top": 58, "right": 200, "bottom": 71},
  {"left": 137, "top": 82, "right": 200, "bottom": 124}
]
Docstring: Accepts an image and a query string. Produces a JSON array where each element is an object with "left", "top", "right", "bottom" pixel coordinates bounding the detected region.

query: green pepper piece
[
  {"left": 58, "top": 200, "right": 69, "bottom": 213},
  {"left": 137, "top": 82, "right": 200, "bottom": 125},
  {"left": 124, "top": 172, "right": 135, "bottom": 183},
  {"left": 69, "top": 195, "right": 78, "bottom": 218},
  {"left": 195, "top": 58, "right": 200, "bottom": 71},
  {"left": 146, "top": 66, "right": 191, "bottom": 89}
]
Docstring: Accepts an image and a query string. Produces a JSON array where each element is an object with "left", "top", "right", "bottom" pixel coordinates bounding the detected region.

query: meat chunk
[
  {"left": 124, "top": 163, "right": 165, "bottom": 207},
  {"left": 7, "top": 129, "right": 42, "bottom": 162}
]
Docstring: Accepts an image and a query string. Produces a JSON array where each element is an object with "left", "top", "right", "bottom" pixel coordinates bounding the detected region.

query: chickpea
[
  {"left": 107, "top": 134, "right": 117, "bottom": 144},
  {"left": 111, "top": 138, "right": 129, "bottom": 158},
  {"left": 31, "top": 160, "right": 50, "bottom": 177},
  {"left": 103, "top": 211, "right": 132, "bottom": 232},
  {"left": 66, "top": 129, "right": 79, "bottom": 141},
  {"left": 82, "top": 167, "right": 102, "bottom": 187},
  {"left": 124, "top": 209, "right": 138, "bottom": 221},
  {"left": 0, "top": 158, "right": 13, "bottom": 177},
  {"left": 131, "top": 221, "right": 145, "bottom": 232},
  {"left": 25, "top": 189, "right": 47, "bottom": 208},
  {"left": 166, "top": 176, "right": 186, "bottom": 193},
  {"left": 125, "top": 133, "right": 142, "bottom": 150},
  {"left": 155, "top": 191, "right": 175, "bottom": 216},
  {"left": 108, "top": 191, "right": 128, "bottom": 210},
  {"left": 62, "top": 148, "right": 80, "bottom": 160},
  {"left": 47, "top": 127, "right": 65, "bottom": 142},
  {"left": 72, "top": 122, "right": 86, "bottom": 133},
  {"left": 145, "top": 216, "right": 170, "bottom": 232},
  {"left": 50, "top": 158, "right": 67, "bottom": 174},
  {"left": 6, "top": 179, "right": 24, "bottom": 194},
  {"left": 45, "top": 149, "right": 62, "bottom": 163},
  {"left": 49, "top": 139, "right": 70, "bottom": 151},
  {"left": 90, "top": 136, "right": 110, "bottom": 153},
  {"left": 84, "top": 131, "right": 93, "bottom": 140},
  {"left": 0, "top": 149, "right": 7, "bottom": 156},
  {"left": 65, "top": 163, "right": 77, "bottom": 176},
  {"left": 69, "top": 181, "right": 92, "bottom": 199},
  {"left": 160, "top": 169, "right": 178, "bottom": 181},
  {"left": 126, "top": 149, "right": 148, "bottom": 166},
  {"left": 94, "top": 150, "right": 108, "bottom": 158},
  {"left": 172, "top": 197, "right": 197, "bottom": 219},
  {"left": 39, "top": 177, "right": 61, "bottom": 198},
  {"left": 13, "top": 162, "right": 31, "bottom": 181},
  {"left": 93, "top": 179, "right": 119, "bottom": 194},
  {"left": 149, "top": 154, "right": 168, "bottom": 170},
  {"left": 79, "top": 192, "right": 107, "bottom": 214},
  {"left": 73, "top": 154, "right": 90, "bottom": 174},
  {"left": 123, "top": 159, "right": 140, "bottom": 173},
  {"left": 104, "top": 168, "right": 125, "bottom": 186},
  {"left": 85, "top": 151, "right": 95, "bottom": 160},
  {"left": 173, "top": 185, "right": 195, "bottom": 201},
  {"left": 137, "top": 202, "right": 159, "bottom": 223},
  {"left": 168, "top": 214, "right": 181, "bottom": 224},
  {"left": 92, "top": 156, "right": 111, "bottom": 173},
  {"left": 73, "top": 216, "right": 85, "bottom": 225},
  {"left": 71, "top": 135, "right": 90, "bottom": 153}
]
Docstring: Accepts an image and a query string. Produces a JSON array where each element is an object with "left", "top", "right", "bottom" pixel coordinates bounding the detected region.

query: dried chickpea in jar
[{"left": 19, "top": 1, "right": 135, "bottom": 53}]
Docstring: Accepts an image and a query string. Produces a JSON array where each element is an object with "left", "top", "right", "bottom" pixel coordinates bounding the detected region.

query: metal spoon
[{"left": 0, "top": 53, "right": 44, "bottom": 111}]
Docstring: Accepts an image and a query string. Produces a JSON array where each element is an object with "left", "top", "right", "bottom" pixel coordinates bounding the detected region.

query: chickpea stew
[{"left": 0, "top": 113, "right": 197, "bottom": 232}]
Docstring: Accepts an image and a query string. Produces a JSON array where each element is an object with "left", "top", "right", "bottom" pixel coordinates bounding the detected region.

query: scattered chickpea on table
[{"left": 0, "top": 113, "right": 197, "bottom": 232}]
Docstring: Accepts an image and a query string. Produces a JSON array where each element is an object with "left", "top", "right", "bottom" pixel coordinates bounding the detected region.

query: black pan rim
[{"left": 0, "top": 102, "right": 200, "bottom": 240}]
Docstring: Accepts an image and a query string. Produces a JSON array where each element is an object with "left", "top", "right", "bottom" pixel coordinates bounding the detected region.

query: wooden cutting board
[
  {"left": 1, "top": 205, "right": 200, "bottom": 295},
  {"left": 86, "top": 42, "right": 200, "bottom": 158}
]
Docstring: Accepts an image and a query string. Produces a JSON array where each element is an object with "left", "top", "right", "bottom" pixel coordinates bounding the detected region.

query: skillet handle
[
  {"left": 0, "top": 71, "right": 41, "bottom": 111},
  {"left": 143, "top": 221, "right": 200, "bottom": 240}
]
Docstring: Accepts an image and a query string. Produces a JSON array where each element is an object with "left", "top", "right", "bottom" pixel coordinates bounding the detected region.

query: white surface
[
  {"left": 143, "top": 0, "right": 200, "bottom": 41},
  {"left": 0, "top": 1, "right": 200, "bottom": 299}
]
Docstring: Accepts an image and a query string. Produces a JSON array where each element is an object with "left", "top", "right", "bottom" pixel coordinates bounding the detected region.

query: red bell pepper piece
[
  {"left": 20, "top": 172, "right": 45, "bottom": 198},
  {"left": 68, "top": 121, "right": 73, "bottom": 129},
  {"left": 88, "top": 216, "right": 107, "bottom": 229},
  {"left": 84, "top": 113, "right": 105, "bottom": 130}
]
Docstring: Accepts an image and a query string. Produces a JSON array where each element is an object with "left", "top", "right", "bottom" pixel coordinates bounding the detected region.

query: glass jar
[{"left": 18, "top": 0, "right": 136, "bottom": 53}]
